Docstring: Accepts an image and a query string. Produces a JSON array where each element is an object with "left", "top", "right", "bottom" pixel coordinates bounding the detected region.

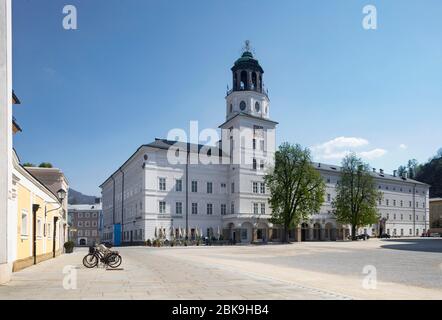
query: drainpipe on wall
[
  {"left": 119, "top": 169, "right": 125, "bottom": 244},
  {"left": 111, "top": 176, "right": 116, "bottom": 225},
  {"left": 413, "top": 183, "right": 416, "bottom": 235},
  {"left": 185, "top": 147, "right": 189, "bottom": 241}
]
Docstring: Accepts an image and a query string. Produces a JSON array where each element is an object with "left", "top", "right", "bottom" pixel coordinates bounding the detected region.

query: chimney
[
  {"left": 393, "top": 170, "right": 397, "bottom": 177},
  {"left": 380, "top": 169, "right": 384, "bottom": 174},
  {"left": 372, "top": 168, "right": 376, "bottom": 173},
  {"left": 318, "top": 163, "right": 321, "bottom": 168}
]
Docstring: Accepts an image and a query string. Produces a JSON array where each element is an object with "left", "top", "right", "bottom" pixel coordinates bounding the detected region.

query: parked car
[
  {"left": 354, "top": 234, "right": 370, "bottom": 240},
  {"left": 380, "top": 233, "right": 391, "bottom": 239}
]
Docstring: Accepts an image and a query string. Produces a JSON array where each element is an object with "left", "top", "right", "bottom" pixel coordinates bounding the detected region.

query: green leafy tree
[
  {"left": 264, "top": 143, "right": 325, "bottom": 243},
  {"left": 38, "top": 162, "right": 53, "bottom": 168},
  {"left": 22, "top": 163, "right": 35, "bottom": 167},
  {"left": 332, "top": 154, "right": 381, "bottom": 240}
]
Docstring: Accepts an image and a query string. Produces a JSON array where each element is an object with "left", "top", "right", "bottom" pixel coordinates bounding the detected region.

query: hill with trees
[{"left": 398, "top": 148, "right": 442, "bottom": 198}]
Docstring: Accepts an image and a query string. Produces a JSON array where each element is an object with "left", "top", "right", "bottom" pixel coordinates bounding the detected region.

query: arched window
[
  {"left": 252, "top": 72, "right": 257, "bottom": 90},
  {"left": 255, "top": 102, "right": 260, "bottom": 112},
  {"left": 240, "top": 101, "right": 246, "bottom": 111},
  {"left": 230, "top": 104, "right": 233, "bottom": 113},
  {"left": 240, "top": 71, "right": 248, "bottom": 90}
]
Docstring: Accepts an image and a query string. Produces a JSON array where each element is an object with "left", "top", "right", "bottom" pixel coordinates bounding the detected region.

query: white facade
[
  {"left": 0, "top": 0, "right": 13, "bottom": 284},
  {"left": 101, "top": 49, "right": 430, "bottom": 245}
]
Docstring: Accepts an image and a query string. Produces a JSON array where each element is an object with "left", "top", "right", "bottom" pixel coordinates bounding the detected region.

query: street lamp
[{"left": 57, "top": 189, "right": 66, "bottom": 202}]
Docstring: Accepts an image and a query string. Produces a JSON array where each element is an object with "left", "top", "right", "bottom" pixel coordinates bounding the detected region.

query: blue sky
[{"left": 12, "top": 0, "right": 442, "bottom": 196}]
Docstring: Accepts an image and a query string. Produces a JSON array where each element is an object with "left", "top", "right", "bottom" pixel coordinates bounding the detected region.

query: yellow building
[
  {"left": 10, "top": 151, "right": 66, "bottom": 271},
  {"left": 429, "top": 198, "right": 442, "bottom": 235}
]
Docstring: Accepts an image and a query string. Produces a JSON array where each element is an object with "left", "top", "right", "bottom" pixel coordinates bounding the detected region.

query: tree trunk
[
  {"left": 351, "top": 224, "right": 357, "bottom": 241},
  {"left": 283, "top": 225, "right": 289, "bottom": 243}
]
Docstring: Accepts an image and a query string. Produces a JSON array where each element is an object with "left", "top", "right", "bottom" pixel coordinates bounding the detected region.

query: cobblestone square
[{"left": 0, "top": 239, "right": 441, "bottom": 300}]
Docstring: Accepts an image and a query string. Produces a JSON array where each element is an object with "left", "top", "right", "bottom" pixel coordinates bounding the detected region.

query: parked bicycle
[{"left": 83, "top": 244, "right": 122, "bottom": 269}]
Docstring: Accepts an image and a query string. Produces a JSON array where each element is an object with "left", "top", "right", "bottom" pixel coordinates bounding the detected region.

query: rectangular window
[
  {"left": 92, "top": 221, "right": 97, "bottom": 227},
  {"left": 231, "top": 202, "right": 234, "bottom": 215},
  {"left": 192, "top": 181, "right": 198, "bottom": 193},
  {"left": 176, "top": 202, "right": 182, "bottom": 215},
  {"left": 260, "top": 182, "right": 265, "bottom": 194},
  {"left": 253, "top": 139, "right": 256, "bottom": 150},
  {"left": 21, "top": 211, "right": 28, "bottom": 236},
  {"left": 37, "top": 218, "right": 42, "bottom": 237},
  {"left": 207, "top": 182, "right": 213, "bottom": 194},
  {"left": 207, "top": 203, "right": 213, "bottom": 215},
  {"left": 253, "top": 182, "right": 258, "bottom": 194},
  {"left": 253, "top": 158, "right": 257, "bottom": 170},
  {"left": 231, "top": 182, "right": 235, "bottom": 194},
  {"left": 159, "top": 201, "right": 166, "bottom": 214},
  {"left": 260, "top": 160, "right": 264, "bottom": 170},
  {"left": 327, "top": 194, "right": 331, "bottom": 202},
  {"left": 176, "top": 179, "right": 182, "bottom": 192},
  {"left": 253, "top": 203, "right": 259, "bottom": 214},
  {"left": 386, "top": 199, "right": 389, "bottom": 206},
  {"left": 260, "top": 140, "right": 265, "bottom": 151},
  {"left": 400, "top": 200, "right": 403, "bottom": 207},
  {"left": 260, "top": 203, "right": 266, "bottom": 215},
  {"left": 78, "top": 221, "right": 83, "bottom": 227},
  {"left": 393, "top": 200, "right": 396, "bottom": 206},
  {"left": 78, "top": 212, "right": 83, "bottom": 218},
  {"left": 221, "top": 204, "right": 227, "bottom": 216},
  {"left": 192, "top": 203, "right": 198, "bottom": 215},
  {"left": 85, "top": 213, "right": 90, "bottom": 218},
  {"left": 159, "top": 178, "right": 166, "bottom": 191}
]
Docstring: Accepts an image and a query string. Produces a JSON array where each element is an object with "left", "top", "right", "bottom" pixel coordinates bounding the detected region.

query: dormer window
[{"left": 255, "top": 102, "right": 260, "bottom": 112}]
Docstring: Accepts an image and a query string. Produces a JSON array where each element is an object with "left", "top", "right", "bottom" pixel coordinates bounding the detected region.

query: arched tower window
[
  {"left": 255, "top": 102, "right": 260, "bottom": 112},
  {"left": 240, "top": 101, "right": 246, "bottom": 111},
  {"left": 230, "top": 104, "right": 233, "bottom": 113},
  {"left": 252, "top": 72, "right": 257, "bottom": 91},
  {"left": 240, "top": 71, "right": 248, "bottom": 90}
]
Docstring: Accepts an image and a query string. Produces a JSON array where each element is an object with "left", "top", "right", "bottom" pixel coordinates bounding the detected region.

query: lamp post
[{"left": 44, "top": 189, "right": 66, "bottom": 258}]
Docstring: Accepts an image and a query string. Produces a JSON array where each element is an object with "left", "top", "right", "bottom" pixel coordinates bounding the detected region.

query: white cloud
[
  {"left": 359, "top": 148, "right": 387, "bottom": 160},
  {"left": 399, "top": 144, "right": 408, "bottom": 150},
  {"left": 311, "top": 137, "right": 387, "bottom": 161}
]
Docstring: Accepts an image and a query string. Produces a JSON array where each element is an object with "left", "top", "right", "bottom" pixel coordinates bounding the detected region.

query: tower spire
[{"left": 242, "top": 40, "right": 252, "bottom": 53}]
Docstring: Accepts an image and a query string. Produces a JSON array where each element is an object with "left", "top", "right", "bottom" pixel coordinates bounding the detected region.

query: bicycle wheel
[
  {"left": 107, "top": 254, "right": 122, "bottom": 268},
  {"left": 83, "top": 254, "right": 99, "bottom": 268}
]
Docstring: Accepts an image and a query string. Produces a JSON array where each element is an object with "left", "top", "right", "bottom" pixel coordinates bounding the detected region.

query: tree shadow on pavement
[{"left": 381, "top": 239, "right": 442, "bottom": 253}]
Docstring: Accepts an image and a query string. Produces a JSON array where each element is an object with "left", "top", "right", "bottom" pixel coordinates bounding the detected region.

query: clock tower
[{"left": 220, "top": 42, "right": 278, "bottom": 243}]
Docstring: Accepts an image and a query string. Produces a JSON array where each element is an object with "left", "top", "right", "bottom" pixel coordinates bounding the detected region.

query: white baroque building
[{"left": 100, "top": 48, "right": 430, "bottom": 245}]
